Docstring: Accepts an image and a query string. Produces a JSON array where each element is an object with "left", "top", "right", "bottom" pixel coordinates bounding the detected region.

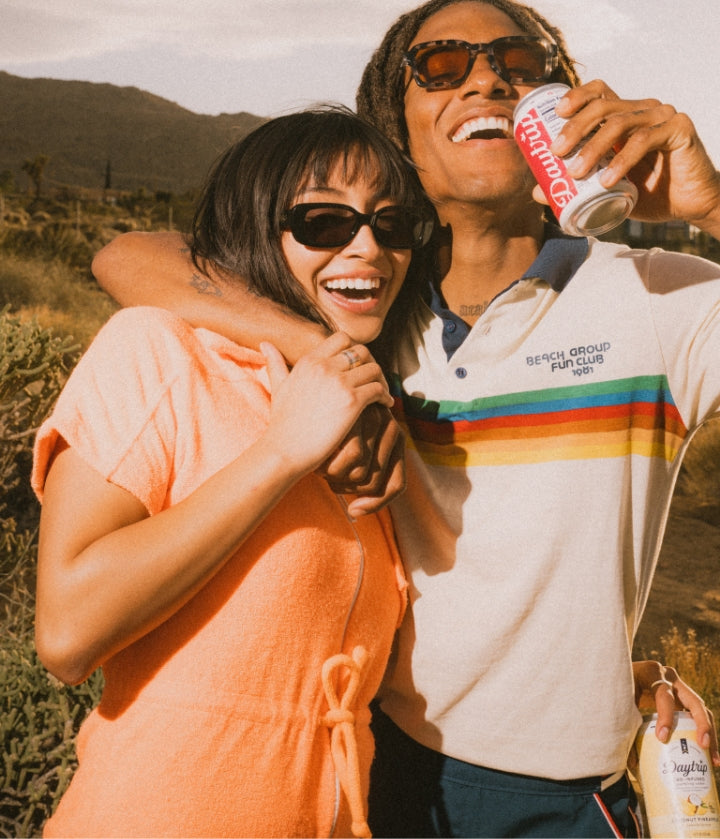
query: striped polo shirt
[{"left": 381, "top": 229, "right": 720, "bottom": 780}]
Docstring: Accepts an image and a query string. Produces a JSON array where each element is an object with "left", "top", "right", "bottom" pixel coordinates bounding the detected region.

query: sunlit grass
[
  {"left": 659, "top": 625, "right": 720, "bottom": 710},
  {"left": 0, "top": 253, "right": 116, "bottom": 349}
]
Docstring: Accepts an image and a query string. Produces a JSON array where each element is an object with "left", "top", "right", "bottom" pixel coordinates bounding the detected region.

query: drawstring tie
[{"left": 321, "top": 645, "right": 372, "bottom": 839}]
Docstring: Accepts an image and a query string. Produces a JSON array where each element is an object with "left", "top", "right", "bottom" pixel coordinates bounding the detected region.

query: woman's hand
[
  {"left": 633, "top": 659, "right": 719, "bottom": 764},
  {"left": 261, "top": 332, "right": 394, "bottom": 477},
  {"left": 545, "top": 80, "right": 720, "bottom": 237}
]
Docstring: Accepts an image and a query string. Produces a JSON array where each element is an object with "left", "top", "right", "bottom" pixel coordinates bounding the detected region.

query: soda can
[
  {"left": 513, "top": 83, "right": 638, "bottom": 237},
  {"left": 635, "top": 712, "right": 720, "bottom": 837}
]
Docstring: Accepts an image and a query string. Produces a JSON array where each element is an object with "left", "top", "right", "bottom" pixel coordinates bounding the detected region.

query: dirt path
[{"left": 634, "top": 495, "right": 720, "bottom": 658}]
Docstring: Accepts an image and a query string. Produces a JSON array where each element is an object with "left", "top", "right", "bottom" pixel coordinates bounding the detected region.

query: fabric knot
[
  {"left": 321, "top": 646, "right": 371, "bottom": 839},
  {"left": 323, "top": 708, "right": 355, "bottom": 726}
]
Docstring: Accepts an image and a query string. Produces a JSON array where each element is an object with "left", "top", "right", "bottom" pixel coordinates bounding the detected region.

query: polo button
[
  {"left": 455, "top": 367, "right": 467, "bottom": 379},
  {"left": 445, "top": 321, "right": 457, "bottom": 333}
]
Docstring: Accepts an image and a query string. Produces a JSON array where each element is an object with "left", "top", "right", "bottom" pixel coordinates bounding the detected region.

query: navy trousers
[{"left": 368, "top": 705, "right": 640, "bottom": 838}]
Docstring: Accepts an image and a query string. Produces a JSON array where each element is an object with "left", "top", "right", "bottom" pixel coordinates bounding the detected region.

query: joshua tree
[{"left": 21, "top": 154, "right": 49, "bottom": 200}]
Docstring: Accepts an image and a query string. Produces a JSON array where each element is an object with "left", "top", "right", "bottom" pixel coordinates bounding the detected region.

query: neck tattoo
[{"left": 459, "top": 301, "right": 490, "bottom": 318}]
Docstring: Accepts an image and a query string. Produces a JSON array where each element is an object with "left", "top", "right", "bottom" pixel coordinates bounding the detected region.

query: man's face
[{"left": 403, "top": 1, "right": 542, "bottom": 213}]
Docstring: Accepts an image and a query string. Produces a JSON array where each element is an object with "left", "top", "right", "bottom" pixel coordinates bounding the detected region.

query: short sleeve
[
  {"left": 646, "top": 248, "right": 720, "bottom": 427},
  {"left": 32, "top": 308, "right": 196, "bottom": 513}
]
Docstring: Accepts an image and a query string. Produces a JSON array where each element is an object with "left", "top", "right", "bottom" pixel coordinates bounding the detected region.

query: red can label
[
  {"left": 514, "top": 84, "right": 637, "bottom": 236},
  {"left": 514, "top": 99, "right": 579, "bottom": 218}
]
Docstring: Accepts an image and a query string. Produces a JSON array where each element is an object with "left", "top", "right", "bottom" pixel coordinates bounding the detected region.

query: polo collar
[
  {"left": 429, "top": 225, "right": 589, "bottom": 359},
  {"left": 522, "top": 225, "right": 589, "bottom": 291}
]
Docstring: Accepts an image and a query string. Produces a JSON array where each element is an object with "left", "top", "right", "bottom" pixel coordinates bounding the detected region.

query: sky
[{"left": 2, "top": 0, "right": 720, "bottom": 163}]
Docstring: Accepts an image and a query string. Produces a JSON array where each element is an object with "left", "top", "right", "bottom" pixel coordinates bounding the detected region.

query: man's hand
[
  {"left": 633, "top": 659, "right": 719, "bottom": 766},
  {"left": 546, "top": 80, "right": 720, "bottom": 238},
  {"left": 318, "top": 404, "right": 406, "bottom": 517}
]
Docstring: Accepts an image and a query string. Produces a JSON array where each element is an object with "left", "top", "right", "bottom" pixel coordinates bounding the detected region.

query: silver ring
[
  {"left": 342, "top": 349, "right": 361, "bottom": 370},
  {"left": 650, "top": 678, "right": 674, "bottom": 691}
]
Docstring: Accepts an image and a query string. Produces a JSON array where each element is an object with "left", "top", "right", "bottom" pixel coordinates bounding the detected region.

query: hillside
[{"left": 0, "top": 71, "right": 266, "bottom": 194}]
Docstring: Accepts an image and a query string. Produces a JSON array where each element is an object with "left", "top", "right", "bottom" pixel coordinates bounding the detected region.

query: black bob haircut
[{"left": 190, "top": 105, "right": 433, "bottom": 339}]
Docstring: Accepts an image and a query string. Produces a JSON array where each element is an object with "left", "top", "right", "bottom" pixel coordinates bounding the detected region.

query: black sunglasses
[
  {"left": 403, "top": 35, "right": 558, "bottom": 90},
  {"left": 280, "top": 203, "right": 434, "bottom": 250}
]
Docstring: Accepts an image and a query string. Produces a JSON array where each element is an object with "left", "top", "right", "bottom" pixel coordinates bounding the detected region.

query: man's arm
[
  {"left": 92, "top": 231, "right": 406, "bottom": 513},
  {"left": 92, "top": 231, "right": 328, "bottom": 363}
]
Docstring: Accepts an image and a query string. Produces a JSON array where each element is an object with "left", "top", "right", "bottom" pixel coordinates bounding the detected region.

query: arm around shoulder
[{"left": 92, "top": 231, "right": 328, "bottom": 363}]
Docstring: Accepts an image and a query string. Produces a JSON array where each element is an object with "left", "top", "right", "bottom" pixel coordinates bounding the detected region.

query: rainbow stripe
[{"left": 392, "top": 375, "right": 687, "bottom": 467}]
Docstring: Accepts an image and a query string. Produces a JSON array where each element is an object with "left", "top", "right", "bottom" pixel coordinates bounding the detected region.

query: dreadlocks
[{"left": 356, "top": 0, "right": 580, "bottom": 153}]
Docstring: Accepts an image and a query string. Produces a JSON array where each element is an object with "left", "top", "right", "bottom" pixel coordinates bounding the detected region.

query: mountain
[{"left": 0, "top": 71, "right": 266, "bottom": 195}]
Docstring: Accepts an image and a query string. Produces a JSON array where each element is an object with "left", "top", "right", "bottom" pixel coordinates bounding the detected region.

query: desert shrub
[
  {"left": 0, "top": 308, "right": 78, "bottom": 528},
  {"left": 1, "top": 310, "right": 103, "bottom": 838},
  {"left": 0, "top": 637, "right": 103, "bottom": 838}
]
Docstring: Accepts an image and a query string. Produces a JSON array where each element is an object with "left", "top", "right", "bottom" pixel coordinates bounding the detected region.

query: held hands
[
  {"left": 261, "top": 333, "right": 393, "bottom": 479},
  {"left": 539, "top": 80, "right": 720, "bottom": 234},
  {"left": 319, "top": 404, "right": 406, "bottom": 519},
  {"left": 632, "top": 660, "right": 720, "bottom": 765}
]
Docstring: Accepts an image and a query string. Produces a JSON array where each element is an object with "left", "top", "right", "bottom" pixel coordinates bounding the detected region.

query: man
[{"left": 93, "top": 1, "right": 719, "bottom": 834}]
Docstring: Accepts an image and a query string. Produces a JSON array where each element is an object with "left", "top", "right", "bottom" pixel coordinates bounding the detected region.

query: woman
[{"left": 32, "top": 106, "right": 433, "bottom": 838}]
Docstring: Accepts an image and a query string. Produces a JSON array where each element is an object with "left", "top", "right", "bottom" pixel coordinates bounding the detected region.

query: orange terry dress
[{"left": 32, "top": 307, "right": 407, "bottom": 838}]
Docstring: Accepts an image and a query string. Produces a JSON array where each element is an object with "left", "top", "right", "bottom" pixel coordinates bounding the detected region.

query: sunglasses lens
[
  {"left": 374, "top": 208, "right": 425, "bottom": 249},
  {"left": 495, "top": 40, "right": 549, "bottom": 81},
  {"left": 285, "top": 204, "right": 429, "bottom": 249},
  {"left": 414, "top": 44, "right": 470, "bottom": 88},
  {"left": 408, "top": 39, "right": 553, "bottom": 89},
  {"left": 295, "top": 206, "right": 357, "bottom": 247}
]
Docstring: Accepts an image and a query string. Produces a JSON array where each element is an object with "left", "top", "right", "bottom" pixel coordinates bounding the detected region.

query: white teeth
[
  {"left": 324, "top": 277, "right": 381, "bottom": 291},
  {"left": 452, "top": 115, "right": 512, "bottom": 143}
]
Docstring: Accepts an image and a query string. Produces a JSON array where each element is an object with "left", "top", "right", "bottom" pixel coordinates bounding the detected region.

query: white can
[
  {"left": 513, "top": 83, "right": 637, "bottom": 237},
  {"left": 635, "top": 712, "right": 720, "bottom": 837}
]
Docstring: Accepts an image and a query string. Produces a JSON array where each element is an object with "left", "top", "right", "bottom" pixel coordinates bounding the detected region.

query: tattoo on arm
[{"left": 190, "top": 273, "right": 223, "bottom": 297}]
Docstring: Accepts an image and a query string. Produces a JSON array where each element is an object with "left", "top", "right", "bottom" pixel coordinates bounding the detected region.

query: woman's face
[{"left": 281, "top": 165, "right": 414, "bottom": 345}]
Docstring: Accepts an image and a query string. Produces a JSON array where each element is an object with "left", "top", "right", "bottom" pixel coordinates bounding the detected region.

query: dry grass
[
  {"left": 659, "top": 625, "right": 720, "bottom": 710},
  {"left": 0, "top": 252, "right": 117, "bottom": 349}
]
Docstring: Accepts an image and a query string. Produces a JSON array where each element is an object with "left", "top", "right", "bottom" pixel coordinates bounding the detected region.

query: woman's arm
[
  {"left": 35, "top": 334, "right": 391, "bottom": 686},
  {"left": 92, "top": 231, "right": 329, "bottom": 364}
]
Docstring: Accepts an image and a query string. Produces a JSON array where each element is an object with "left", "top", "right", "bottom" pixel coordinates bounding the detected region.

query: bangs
[
  {"left": 304, "top": 143, "right": 417, "bottom": 205},
  {"left": 283, "top": 110, "right": 423, "bottom": 209}
]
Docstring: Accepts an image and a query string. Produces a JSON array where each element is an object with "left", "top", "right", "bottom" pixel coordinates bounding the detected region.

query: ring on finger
[
  {"left": 650, "top": 678, "right": 674, "bottom": 691},
  {"left": 342, "top": 348, "right": 362, "bottom": 370}
]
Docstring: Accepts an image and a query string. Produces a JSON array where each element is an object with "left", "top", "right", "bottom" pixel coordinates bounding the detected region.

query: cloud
[
  {"left": 0, "top": 0, "right": 413, "bottom": 64},
  {"left": 1, "top": 3, "right": 117, "bottom": 62},
  {"left": 533, "top": 0, "right": 638, "bottom": 56}
]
